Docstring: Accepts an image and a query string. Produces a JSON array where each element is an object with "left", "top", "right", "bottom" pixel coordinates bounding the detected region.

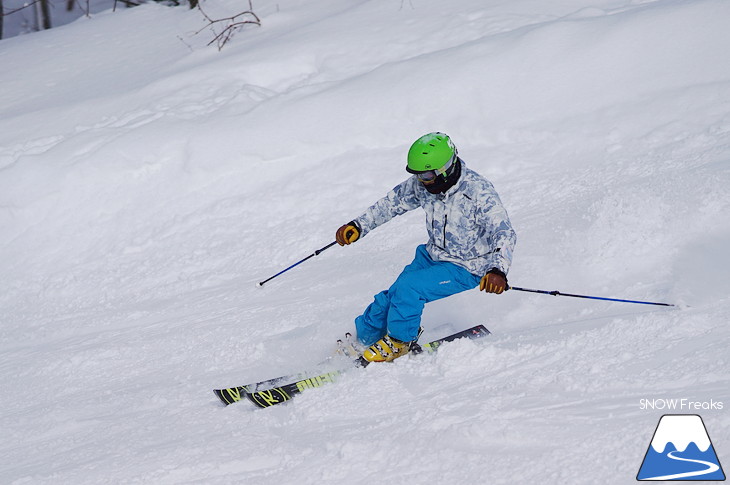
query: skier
[{"left": 336, "top": 132, "right": 517, "bottom": 363}]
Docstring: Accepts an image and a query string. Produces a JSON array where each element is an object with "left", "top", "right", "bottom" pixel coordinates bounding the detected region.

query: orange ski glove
[
  {"left": 480, "top": 269, "right": 507, "bottom": 294},
  {"left": 336, "top": 221, "right": 360, "bottom": 246}
]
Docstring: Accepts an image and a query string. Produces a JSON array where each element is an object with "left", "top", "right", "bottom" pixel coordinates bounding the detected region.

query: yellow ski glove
[
  {"left": 336, "top": 221, "right": 360, "bottom": 246},
  {"left": 480, "top": 269, "right": 507, "bottom": 294}
]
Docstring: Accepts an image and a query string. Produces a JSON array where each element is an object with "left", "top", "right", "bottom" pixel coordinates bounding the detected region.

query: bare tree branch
[
  {"left": 1, "top": 0, "right": 50, "bottom": 30},
  {"left": 113, "top": 0, "right": 141, "bottom": 12},
  {"left": 195, "top": 0, "right": 260, "bottom": 51},
  {"left": 3, "top": 0, "right": 42, "bottom": 16}
]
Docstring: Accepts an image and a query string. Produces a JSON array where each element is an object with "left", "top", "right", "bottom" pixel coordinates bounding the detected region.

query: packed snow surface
[{"left": 1, "top": 0, "right": 729, "bottom": 483}]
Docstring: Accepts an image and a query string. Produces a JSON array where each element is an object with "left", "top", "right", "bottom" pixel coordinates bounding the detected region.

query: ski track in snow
[{"left": 1, "top": 0, "right": 729, "bottom": 484}]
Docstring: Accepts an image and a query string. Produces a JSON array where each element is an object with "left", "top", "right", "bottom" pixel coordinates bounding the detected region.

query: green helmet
[{"left": 406, "top": 132, "right": 457, "bottom": 174}]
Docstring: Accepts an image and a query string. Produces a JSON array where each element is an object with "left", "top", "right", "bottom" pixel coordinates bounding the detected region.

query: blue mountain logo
[{"left": 637, "top": 414, "right": 726, "bottom": 481}]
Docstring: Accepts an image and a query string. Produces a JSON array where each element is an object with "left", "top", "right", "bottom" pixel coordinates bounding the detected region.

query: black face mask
[{"left": 422, "top": 158, "right": 462, "bottom": 194}]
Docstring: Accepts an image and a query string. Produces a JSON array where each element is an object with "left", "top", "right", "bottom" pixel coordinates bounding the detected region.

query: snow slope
[{"left": 1, "top": 0, "right": 729, "bottom": 483}]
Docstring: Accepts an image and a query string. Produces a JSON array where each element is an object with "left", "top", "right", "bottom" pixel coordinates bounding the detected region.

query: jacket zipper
[{"left": 443, "top": 214, "right": 448, "bottom": 248}]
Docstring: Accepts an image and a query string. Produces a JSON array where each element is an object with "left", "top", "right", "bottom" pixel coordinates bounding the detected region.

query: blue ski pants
[{"left": 354, "top": 244, "right": 481, "bottom": 346}]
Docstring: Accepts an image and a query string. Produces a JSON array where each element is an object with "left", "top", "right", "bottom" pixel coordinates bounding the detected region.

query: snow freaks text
[{"left": 639, "top": 399, "right": 724, "bottom": 411}]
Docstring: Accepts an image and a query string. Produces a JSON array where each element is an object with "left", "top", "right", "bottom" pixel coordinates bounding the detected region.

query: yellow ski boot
[{"left": 362, "top": 335, "right": 411, "bottom": 363}]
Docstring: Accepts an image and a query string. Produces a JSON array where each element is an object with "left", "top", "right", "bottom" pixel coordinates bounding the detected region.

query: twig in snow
[{"left": 195, "top": 0, "right": 260, "bottom": 51}]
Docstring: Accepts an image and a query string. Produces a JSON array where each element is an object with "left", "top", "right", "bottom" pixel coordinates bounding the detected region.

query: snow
[{"left": 1, "top": 0, "right": 729, "bottom": 483}]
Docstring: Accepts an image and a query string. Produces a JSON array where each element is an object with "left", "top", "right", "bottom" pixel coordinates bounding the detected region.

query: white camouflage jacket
[{"left": 353, "top": 160, "right": 516, "bottom": 278}]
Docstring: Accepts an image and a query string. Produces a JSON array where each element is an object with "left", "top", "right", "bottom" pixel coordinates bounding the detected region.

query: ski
[
  {"left": 214, "top": 370, "right": 313, "bottom": 403},
  {"left": 214, "top": 324, "right": 490, "bottom": 408},
  {"left": 213, "top": 365, "right": 347, "bottom": 405},
  {"left": 213, "top": 353, "right": 361, "bottom": 405}
]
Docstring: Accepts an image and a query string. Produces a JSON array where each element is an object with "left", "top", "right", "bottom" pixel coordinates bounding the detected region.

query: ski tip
[
  {"left": 214, "top": 387, "right": 247, "bottom": 406},
  {"left": 476, "top": 324, "right": 491, "bottom": 335},
  {"left": 213, "top": 389, "right": 231, "bottom": 406}
]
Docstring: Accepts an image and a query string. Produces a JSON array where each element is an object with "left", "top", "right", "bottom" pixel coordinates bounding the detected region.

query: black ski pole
[
  {"left": 508, "top": 286, "right": 675, "bottom": 307},
  {"left": 257, "top": 241, "right": 337, "bottom": 287}
]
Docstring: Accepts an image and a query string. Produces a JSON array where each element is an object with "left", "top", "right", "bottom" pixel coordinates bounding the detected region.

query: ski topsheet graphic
[
  {"left": 215, "top": 325, "right": 490, "bottom": 408},
  {"left": 637, "top": 414, "right": 726, "bottom": 481}
]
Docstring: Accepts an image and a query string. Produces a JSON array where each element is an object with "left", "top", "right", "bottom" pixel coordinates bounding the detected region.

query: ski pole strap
[
  {"left": 508, "top": 286, "right": 675, "bottom": 307},
  {"left": 258, "top": 241, "right": 337, "bottom": 287}
]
